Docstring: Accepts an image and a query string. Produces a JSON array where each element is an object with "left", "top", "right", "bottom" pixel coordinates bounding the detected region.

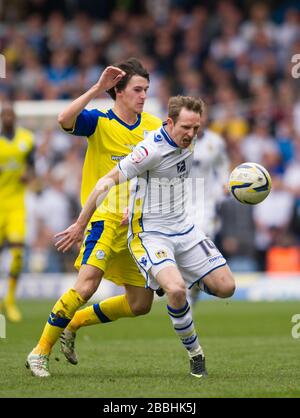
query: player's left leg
[
  {"left": 154, "top": 264, "right": 207, "bottom": 378},
  {"left": 1, "top": 207, "right": 27, "bottom": 322},
  {"left": 201, "top": 264, "right": 235, "bottom": 298},
  {"left": 2, "top": 243, "right": 24, "bottom": 322}
]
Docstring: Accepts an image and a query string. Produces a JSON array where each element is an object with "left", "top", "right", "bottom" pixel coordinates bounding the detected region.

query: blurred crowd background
[{"left": 0, "top": 0, "right": 300, "bottom": 274}]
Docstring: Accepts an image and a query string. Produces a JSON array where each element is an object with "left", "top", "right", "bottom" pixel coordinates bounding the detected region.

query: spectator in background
[
  {"left": 218, "top": 196, "right": 257, "bottom": 272},
  {"left": 36, "top": 169, "right": 72, "bottom": 273},
  {"left": 253, "top": 175, "right": 295, "bottom": 270},
  {"left": 241, "top": 120, "right": 279, "bottom": 165}
]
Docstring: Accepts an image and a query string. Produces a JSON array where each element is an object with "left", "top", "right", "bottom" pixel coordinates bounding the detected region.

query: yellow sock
[
  {"left": 4, "top": 277, "right": 17, "bottom": 305},
  {"left": 4, "top": 246, "right": 23, "bottom": 305},
  {"left": 67, "top": 295, "right": 134, "bottom": 332},
  {"left": 33, "top": 288, "right": 86, "bottom": 356},
  {"left": 68, "top": 305, "right": 100, "bottom": 332}
]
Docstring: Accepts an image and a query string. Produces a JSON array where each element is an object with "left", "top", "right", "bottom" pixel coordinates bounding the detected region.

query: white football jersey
[
  {"left": 118, "top": 124, "right": 205, "bottom": 239},
  {"left": 188, "top": 129, "right": 229, "bottom": 237}
]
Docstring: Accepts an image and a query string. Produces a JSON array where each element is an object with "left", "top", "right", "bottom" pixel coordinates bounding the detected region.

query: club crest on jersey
[
  {"left": 155, "top": 250, "right": 168, "bottom": 259},
  {"left": 130, "top": 145, "right": 148, "bottom": 163}
]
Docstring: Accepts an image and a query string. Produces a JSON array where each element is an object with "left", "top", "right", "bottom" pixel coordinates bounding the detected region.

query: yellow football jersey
[
  {"left": 65, "top": 109, "right": 162, "bottom": 223},
  {"left": 0, "top": 127, "right": 34, "bottom": 211}
]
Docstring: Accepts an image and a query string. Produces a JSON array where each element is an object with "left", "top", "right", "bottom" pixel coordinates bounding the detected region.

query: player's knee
[
  {"left": 166, "top": 283, "right": 186, "bottom": 306},
  {"left": 75, "top": 273, "right": 101, "bottom": 300},
  {"left": 130, "top": 300, "right": 152, "bottom": 316},
  {"left": 9, "top": 247, "right": 24, "bottom": 278},
  {"left": 216, "top": 276, "right": 236, "bottom": 298}
]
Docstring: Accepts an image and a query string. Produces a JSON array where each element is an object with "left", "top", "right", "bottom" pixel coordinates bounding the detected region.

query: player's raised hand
[
  {"left": 95, "top": 66, "right": 126, "bottom": 93},
  {"left": 54, "top": 222, "right": 85, "bottom": 253}
]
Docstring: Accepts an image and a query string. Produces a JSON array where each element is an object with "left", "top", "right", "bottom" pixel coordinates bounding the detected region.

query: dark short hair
[
  {"left": 168, "top": 96, "right": 205, "bottom": 124},
  {"left": 106, "top": 57, "right": 150, "bottom": 100}
]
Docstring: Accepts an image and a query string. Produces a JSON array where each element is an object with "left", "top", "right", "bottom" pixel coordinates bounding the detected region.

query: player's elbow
[
  {"left": 57, "top": 112, "right": 65, "bottom": 125},
  {"left": 57, "top": 112, "right": 73, "bottom": 130}
]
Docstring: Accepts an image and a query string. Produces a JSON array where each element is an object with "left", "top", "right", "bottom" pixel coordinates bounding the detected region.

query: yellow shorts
[
  {"left": 74, "top": 220, "right": 145, "bottom": 287},
  {"left": 0, "top": 208, "right": 26, "bottom": 246}
]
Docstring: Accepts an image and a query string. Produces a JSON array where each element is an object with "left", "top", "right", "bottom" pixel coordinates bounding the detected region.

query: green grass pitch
[{"left": 1, "top": 299, "right": 300, "bottom": 398}]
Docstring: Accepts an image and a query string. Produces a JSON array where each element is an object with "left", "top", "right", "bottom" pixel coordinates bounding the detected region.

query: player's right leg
[
  {"left": 154, "top": 265, "right": 207, "bottom": 378},
  {"left": 26, "top": 264, "right": 102, "bottom": 377}
]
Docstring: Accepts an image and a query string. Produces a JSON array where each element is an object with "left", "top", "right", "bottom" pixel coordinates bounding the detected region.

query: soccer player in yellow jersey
[
  {"left": 0, "top": 102, "right": 34, "bottom": 322},
  {"left": 26, "top": 58, "right": 162, "bottom": 377}
]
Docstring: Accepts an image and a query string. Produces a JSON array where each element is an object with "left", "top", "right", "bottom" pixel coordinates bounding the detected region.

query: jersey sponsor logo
[
  {"left": 130, "top": 145, "right": 148, "bottom": 163},
  {"left": 177, "top": 160, "right": 186, "bottom": 174},
  {"left": 208, "top": 255, "right": 224, "bottom": 263},
  {"left": 155, "top": 250, "right": 168, "bottom": 259},
  {"left": 96, "top": 250, "right": 105, "bottom": 260},
  {"left": 111, "top": 155, "right": 126, "bottom": 161}
]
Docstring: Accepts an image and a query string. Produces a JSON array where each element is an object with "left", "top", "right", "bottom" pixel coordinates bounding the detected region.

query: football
[{"left": 229, "top": 162, "right": 272, "bottom": 205}]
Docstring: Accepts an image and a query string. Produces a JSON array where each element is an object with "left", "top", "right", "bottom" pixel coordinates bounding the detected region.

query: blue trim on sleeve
[
  {"left": 72, "top": 109, "right": 107, "bottom": 137},
  {"left": 107, "top": 109, "right": 141, "bottom": 130}
]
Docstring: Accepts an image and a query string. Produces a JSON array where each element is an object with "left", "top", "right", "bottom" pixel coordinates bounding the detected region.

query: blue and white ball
[{"left": 229, "top": 162, "right": 272, "bottom": 205}]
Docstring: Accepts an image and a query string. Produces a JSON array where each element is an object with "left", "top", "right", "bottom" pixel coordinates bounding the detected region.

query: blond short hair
[{"left": 168, "top": 96, "right": 205, "bottom": 124}]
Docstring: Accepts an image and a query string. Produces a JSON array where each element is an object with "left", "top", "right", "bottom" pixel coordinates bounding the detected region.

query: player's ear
[{"left": 166, "top": 117, "right": 174, "bottom": 130}]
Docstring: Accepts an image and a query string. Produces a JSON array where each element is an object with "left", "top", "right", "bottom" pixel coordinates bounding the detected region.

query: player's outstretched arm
[
  {"left": 58, "top": 66, "right": 126, "bottom": 130},
  {"left": 55, "top": 167, "right": 126, "bottom": 252}
]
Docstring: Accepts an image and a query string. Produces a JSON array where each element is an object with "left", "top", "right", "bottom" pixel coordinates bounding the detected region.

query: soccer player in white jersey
[
  {"left": 55, "top": 96, "right": 236, "bottom": 378},
  {"left": 188, "top": 112, "right": 230, "bottom": 306}
]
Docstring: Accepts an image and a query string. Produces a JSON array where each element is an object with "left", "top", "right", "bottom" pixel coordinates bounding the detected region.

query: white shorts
[{"left": 128, "top": 225, "right": 227, "bottom": 290}]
